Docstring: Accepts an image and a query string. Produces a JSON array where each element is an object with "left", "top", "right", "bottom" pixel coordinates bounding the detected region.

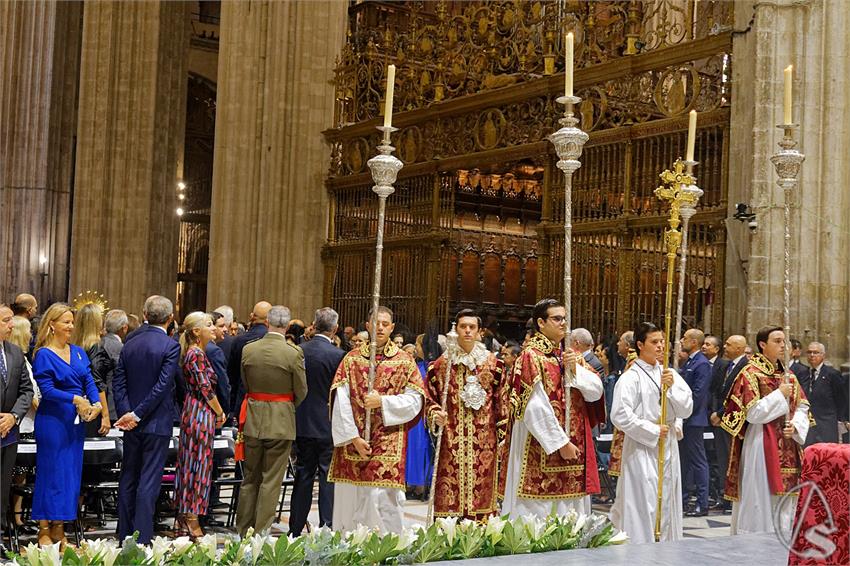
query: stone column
[
  {"left": 69, "top": 1, "right": 190, "bottom": 313},
  {"left": 207, "top": 0, "right": 347, "bottom": 321},
  {"left": 0, "top": 1, "right": 82, "bottom": 306},
  {"left": 727, "top": 0, "right": 850, "bottom": 360}
]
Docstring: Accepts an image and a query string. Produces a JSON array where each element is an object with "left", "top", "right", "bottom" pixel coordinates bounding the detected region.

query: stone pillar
[
  {"left": 727, "top": 0, "right": 850, "bottom": 361},
  {"left": 69, "top": 1, "right": 190, "bottom": 313},
  {"left": 207, "top": 0, "right": 347, "bottom": 321},
  {"left": 0, "top": 1, "right": 82, "bottom": 306}
]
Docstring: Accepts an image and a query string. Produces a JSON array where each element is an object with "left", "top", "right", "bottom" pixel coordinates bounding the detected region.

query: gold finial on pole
[{"left": 652, "top": 158, "right": 698, "bottom": 542}]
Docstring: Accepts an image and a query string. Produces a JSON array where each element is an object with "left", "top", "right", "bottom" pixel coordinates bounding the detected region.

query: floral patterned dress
[{"left": 174, "top": 347, "right": 217, "bottom": 515}]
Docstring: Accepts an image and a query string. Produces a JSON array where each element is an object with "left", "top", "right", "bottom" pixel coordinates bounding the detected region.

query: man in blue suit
[
  {"left": 113, "top": 295, "right": 181, "bottom": 544},
  {"left": 678, "top": 328, "right": 712, "bottom": 516},
  {"left": 288, "top": 307, "right": 346, "bottom": 536}
]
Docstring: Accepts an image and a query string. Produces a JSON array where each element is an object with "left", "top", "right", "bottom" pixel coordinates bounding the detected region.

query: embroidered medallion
[{"left": 459, "top": 374, "right": 487, "bottom": 410}]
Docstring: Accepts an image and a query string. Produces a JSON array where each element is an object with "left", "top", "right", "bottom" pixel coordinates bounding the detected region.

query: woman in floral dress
[{"left": 174, "top": 312, "right": 226, "bottom": 539}]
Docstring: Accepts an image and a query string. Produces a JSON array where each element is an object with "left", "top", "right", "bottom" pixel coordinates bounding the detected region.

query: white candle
[
  {"left": 383, "top": 64, "right": 396, "bottom": 128},
  {"left": 686, "top": 110, "right": 697, "bottom": 162},
  {"left": 565, "top": 33, "right": 574, "bottom": 98},
  {"left": 783, "top": 64, "right": 793, "bottom": 125}
]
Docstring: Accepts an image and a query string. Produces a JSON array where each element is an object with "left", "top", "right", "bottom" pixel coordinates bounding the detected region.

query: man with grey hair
[
  {"left": 213, "top": 305, "right": 236, "bottom": 363},
  {"left": 289, "top": 307, "right": 346, "bottom": 535},
  {"left": 100, "top": 309, "right": 129, "bottom": 421},
  {"left": 113, "top": 295, "right": 180, "bottom": 544},
  {"left": 570, "top": 327, "right": 604, "bottom": 375},
  {"left": 235, "top": 305, "right": 307, "bottom": 535},
  {"left": 800, "top": 341, "right": 848, "bottom": 445}
]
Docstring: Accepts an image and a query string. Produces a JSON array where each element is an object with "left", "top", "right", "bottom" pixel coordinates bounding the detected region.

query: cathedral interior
[{"left": 3, "top": 0, "right": 849, "bottom": 358}]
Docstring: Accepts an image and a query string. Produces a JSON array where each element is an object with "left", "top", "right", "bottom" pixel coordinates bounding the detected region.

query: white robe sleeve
[
  {"left": 667, "top": 369, "right": 694, "bottom": 419},
  {"left": 523, "top": 381, "right": 569, "bottom": 454},
  {"left": 381, "top": 387, "right": 423, "bottom": 427},
  {"left": 611, "top": 373, "right": 661, "bottom": 449},
  {"left": 332, "top": 384, "right": 360, "bottom": 447},
  {"left": 791, "top": 402, "right": 810, "bottom": 445},
  {"left": 746, "top": 389, "right": 789, "bottom": 424},
  {"left": 573, "top": 364, "right": 603, "bottom": 402}
]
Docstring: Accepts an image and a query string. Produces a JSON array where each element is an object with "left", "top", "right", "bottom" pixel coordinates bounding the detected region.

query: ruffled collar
[
  {"left": 358, "top": 339, "right": 399, "bottom": 359},
  {"left": 527, "top": 332, "right": 558, "bottom": 355},
  {"left": 451, "top": 341, "right": 490, "bottom": 370}
]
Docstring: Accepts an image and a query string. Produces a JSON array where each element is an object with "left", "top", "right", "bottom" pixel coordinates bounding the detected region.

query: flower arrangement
[{"left": 9, "top": 511, "right": 627, "bottom": 565}]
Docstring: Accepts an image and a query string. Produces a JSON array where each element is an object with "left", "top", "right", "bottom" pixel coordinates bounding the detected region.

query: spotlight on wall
[
  {"left": 176, "top": 207, "right": 184, "bottom": 217},
  {"left": 733, "top": 202, "right": 757, "bottom": 233}
]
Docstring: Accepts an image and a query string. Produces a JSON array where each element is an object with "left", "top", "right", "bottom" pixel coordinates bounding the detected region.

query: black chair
[
  {"left": 76, "top": 437, "right": 124, "bottom": 543},
  {"left": 7, "top": 440, "right": 37, "bottom": 550}
]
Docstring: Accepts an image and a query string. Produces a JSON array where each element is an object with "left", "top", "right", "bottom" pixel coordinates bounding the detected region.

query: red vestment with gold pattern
[
  {"left": 721, "top": 353, "right": 810, "bottom": 500},
  {"left": 499, "top": 332, "right": 604, "bottom": 500},
  {"left": 328, "top": 342, "right": 424, "bottom": 490},
  {"left": 425, "top": 348, "right": 507, "bottom": 520}
]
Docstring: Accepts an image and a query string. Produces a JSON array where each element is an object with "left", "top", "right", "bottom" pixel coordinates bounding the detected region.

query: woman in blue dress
[
  {"left": 405, "top": 331, "right": 441, "bottom": 499},
  {"left": 31, "top": 303, "right": 101, "bottom": 547}
]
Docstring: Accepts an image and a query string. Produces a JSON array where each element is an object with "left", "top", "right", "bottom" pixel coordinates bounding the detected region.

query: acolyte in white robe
[
  {"left": 502, "top": 364, "right": 603, "bottom": 519},
  {"left": 331, "top": 383, "right": 423, "bottom": 534},
  {"left": 730, "top": 389, "right": 809, "bottom": 535},
  {"left": 609, "top": 359, "right": 693, "bottom": 544}
]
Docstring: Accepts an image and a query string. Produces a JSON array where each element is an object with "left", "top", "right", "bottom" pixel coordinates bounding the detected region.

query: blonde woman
[
  {"left": 173, "top": 312, "right": 225, "bottom": 539},
  {"left": 71, "top": 304, "right": 112, "bottom": 436},
  {"left": 8, "top": 316, "right": 40, "bottom": 534},
  {"left": 31, "top": 303, "right": 101, "bottom": 547}
]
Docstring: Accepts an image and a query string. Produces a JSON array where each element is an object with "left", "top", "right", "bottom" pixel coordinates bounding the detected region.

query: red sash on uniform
[{"left": 234, "top": 392, "right": 294, "bottom": 461}]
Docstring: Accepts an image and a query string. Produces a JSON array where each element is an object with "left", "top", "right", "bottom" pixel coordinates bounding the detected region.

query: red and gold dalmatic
[
  {"left": 607, "top": 349, "right": 637, "bottom": 477},
  {"left": 500, "top": 332, "right": 604, "bottom": 500},
  {"left": 425, "top": 347, "right": 507, "bottom": 520},
  {"left": 328, "top": 342, "right": 424, "bottom": 489},
  {"left": 721, "top": 353, "right": 810, "bottom": 501}
]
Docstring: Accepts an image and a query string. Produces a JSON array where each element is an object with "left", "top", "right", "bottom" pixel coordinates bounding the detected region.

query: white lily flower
[
  {"left": 347, "top": 523, "right": 371, "bottom": 545},
  {"left": 20, "top": 543, "right": 40, "bottom": 565},
  {"left": 41, "top": 542, "right": 62, "bottom": 566},
  {"left": 396, "top": 527, "right": 417, "bottom": 551},
  {"left": 250, "top": 533, "right": 270, "bottom": 565},
  {"left": 101, "top": 544, "right": 122, "bottom": 566},
  {"left": 171, "top": 535, "right": 194, "bottom": 555},
  {"left": 151, "top": 536, "right": 172, "bottom": 562},
  {"left": 610, "top": 530, "right": 630, "bottom": 544},
  {"left": 523, "top": 515, "right": 547, "bottom": 541},
  {"left": 484, "top": 516, "right": 506, "bottom": 537},
  {"left": 574, "top": 513, "right": 587, "bottom": 534},
  {"left": 459, "top": 518, "right": 477, "bottom": 531},
  {"left": 437, "top": 516, "right": 458, "bottom": 544},
  {"left": 198, "top": 533, "right": 218, "bottom": 558}
]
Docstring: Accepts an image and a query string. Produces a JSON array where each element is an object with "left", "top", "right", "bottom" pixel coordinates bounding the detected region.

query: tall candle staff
[
  {"left": 548, "top": 32, "right": 588, "bottom": 433},
  {"left": 365, "top": 65, "right": 402, "bottom": 442}
]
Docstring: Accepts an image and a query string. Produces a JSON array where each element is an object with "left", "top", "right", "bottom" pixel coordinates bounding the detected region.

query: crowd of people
[{"left": 0, "top": 291, "right": 847, "bottom": 553}]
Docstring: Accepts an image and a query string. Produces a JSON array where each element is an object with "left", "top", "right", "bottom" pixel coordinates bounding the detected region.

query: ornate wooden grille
[{"left": 325, "top": 0, "right": 733, "bottom": 340}]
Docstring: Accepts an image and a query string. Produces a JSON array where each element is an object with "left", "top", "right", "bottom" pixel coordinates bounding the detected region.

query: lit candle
[
  {"left": 783, "top": 64, "right": 793, "bottom": 125},
  {"left": 383, "top": 64, "right": 396, "bottom": 129},
  {"left": 686, "top": 110, "right": 697, "bottom": 162},
  {"left": 565, "top": 32, "right": 574, "bottom": 98}
]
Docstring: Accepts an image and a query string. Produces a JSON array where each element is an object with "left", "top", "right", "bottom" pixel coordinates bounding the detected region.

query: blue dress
[
  {"left": 405, "top": 361, "right": 433, "bottom": 488},
  {"left": 31, "top": 345, "right": 101, "bottom": 520}
]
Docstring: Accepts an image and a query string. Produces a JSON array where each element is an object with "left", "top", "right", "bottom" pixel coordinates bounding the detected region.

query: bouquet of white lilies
[{"left": 9, "top": 511, "right": 627, "bottom": 565}]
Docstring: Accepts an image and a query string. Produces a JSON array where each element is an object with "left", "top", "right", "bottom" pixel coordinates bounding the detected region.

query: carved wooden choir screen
[{"left": 324, "top": 0, "right": 733, "bottom": 339}]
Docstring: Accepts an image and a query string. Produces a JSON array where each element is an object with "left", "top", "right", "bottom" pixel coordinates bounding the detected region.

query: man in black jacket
[
  {"left": 288, "top": 307, "right": 346, "bottom": 536},
  {"left": 0, "top": 304, "right": 35, "bottom": 543},
  {"left": 800, "top": 342, "right": 848, "bottom": 446},
  {"left": 709, "top": 334, "right": 748, "bottom": 512},
  {"left": 227, "top": 302, "right": 271, "bottom": 415}
]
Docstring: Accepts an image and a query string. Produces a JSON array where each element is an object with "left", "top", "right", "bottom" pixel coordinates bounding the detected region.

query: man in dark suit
[
  {"left": 709, "top": 334, "right": 748, "bottom": 512},
  {"left": 800, "top": 342, "right": 848, "bottom": 445},
  {"left": 289, "top": 307, "right": 346, "bottom": 536},
  {"left": 213, "top": 305, "right": 236, "bottom": 364},
  {"left": 227, "top": 301, "right": 271, "bottom": 416},
  {"left": 679, "top": 328, "right": 713, "bottom": 516},
  {"left": 0, "top": 304, "right": 34, "bottom": 542},
  {"left": 789, "top": 338, "right": 808, "bottom": 380},
  {"left": 112, "top": 295, "right": 181, "bottom": 544}
]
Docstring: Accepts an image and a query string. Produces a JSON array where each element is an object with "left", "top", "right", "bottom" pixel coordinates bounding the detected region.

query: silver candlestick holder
[
  {"left": 548, "top": 95, "right": 588, "bottom": 431},
  {"left": 672, "top": 160, "right": 703, "bottom": 370},
  {"left": 364, "top": 125, "right": 403, "bottom": 442},
  {"left": 770, "top": 124, "right": 805, "bottom": 380}
]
